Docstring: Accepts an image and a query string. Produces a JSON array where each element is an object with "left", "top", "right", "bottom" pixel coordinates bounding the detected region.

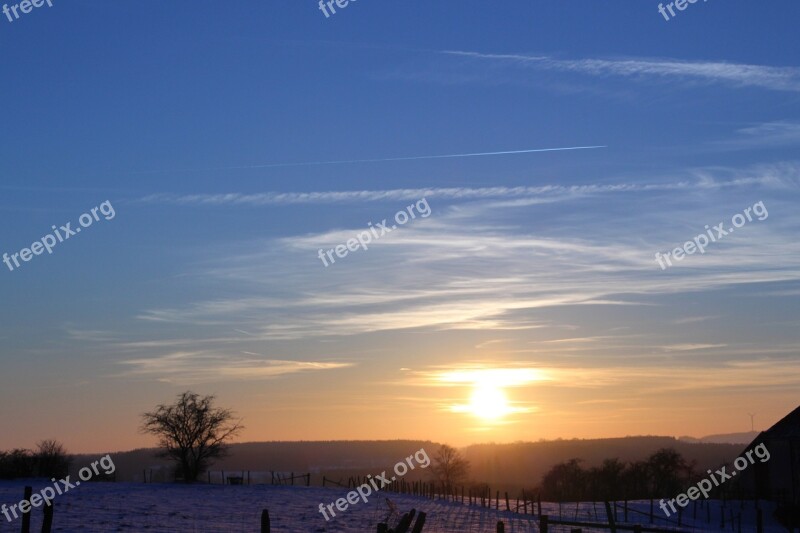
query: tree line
[
  {"left": 537, "top": 448, "right": 699, "bottom": 501},
  {"left": 0, "top": 439, "right": 71, "bottom": 479}
]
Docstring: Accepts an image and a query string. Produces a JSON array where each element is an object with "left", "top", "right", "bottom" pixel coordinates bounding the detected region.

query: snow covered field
[{"left": 0, "top": 482, "right": 787, "bottom": 532}]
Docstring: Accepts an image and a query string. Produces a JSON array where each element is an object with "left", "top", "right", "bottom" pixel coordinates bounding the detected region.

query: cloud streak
[
  {"left": 442, "top": 51, "right": 800, "bottom": 92},
  {"left": 131, "top": 145, "right": 606, "bottom": 175}
]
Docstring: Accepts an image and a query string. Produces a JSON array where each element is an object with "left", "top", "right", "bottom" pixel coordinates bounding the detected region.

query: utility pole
[{"left": 748, "top": 413, "right": 756, "bottom": 432}]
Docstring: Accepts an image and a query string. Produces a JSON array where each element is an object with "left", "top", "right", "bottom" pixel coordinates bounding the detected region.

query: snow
[{"left": 0, "top": 481, "right": 787, "bottom": 532}]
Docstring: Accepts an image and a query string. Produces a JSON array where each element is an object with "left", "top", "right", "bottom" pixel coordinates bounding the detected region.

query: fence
[{"left": 205, "top": 470, "right": 311, "bottom": 486}]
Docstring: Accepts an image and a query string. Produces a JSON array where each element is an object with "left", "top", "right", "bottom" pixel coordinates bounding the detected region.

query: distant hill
[
  {"left": 678, "top": 431, "right": 759, "bottom": 444},
  {"left": 73, "top": 437, "right": 747, "bottom": 490}
]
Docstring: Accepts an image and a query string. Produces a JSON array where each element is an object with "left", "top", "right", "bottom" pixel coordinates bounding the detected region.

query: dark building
[{"left": 740, "top": 405, "right": 800, "bottom": 527}]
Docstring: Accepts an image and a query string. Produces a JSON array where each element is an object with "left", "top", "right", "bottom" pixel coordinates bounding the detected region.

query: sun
[
  {"left": 468, "top": 384, "right": 512, "bottom": 420},
  {"left": 440, "top": 367, "right": 542, "bottom": 421}
]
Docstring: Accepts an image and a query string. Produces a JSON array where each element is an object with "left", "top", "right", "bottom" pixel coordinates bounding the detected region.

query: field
[{"left": 0, "top": 481, "right": 788, "bottom": 532}]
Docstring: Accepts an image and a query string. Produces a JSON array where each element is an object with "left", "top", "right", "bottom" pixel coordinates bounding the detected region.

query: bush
[{"left": 0, "top": 449, "right": 35, "bottom": 479}]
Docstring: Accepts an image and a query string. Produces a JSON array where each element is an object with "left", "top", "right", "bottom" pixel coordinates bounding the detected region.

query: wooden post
[
  {"left": 411, "top": 511, "right": 427, "bottom": 533},
  {"left": 260, "top": 509, "right": 270, "bottom": 533},
  {"left": 496, "top": 521, "right": 505, "bottom": 533},
  {"left": 41, "top": 502, "right": 54, "bottom": 533},
  {"left": 307, "top": 473, "right": 311, "bottom": 487},
  {"left": 538, "top": 493, "right": 542, "bottom": 516},
  {"left": 633, "top": 526, "right": 641, "bottom": 533},
  {"left": 21, "top": 486, "right": 32, "bottom": 533},
  {"left": 624, "top": 499, "right": 628, "bottom": 522},
  {"left": 604, "top": 501, "right": 617, "bottom": 533},
  {"left": 540, "top": 514, "right": 549, "bottom": 533},
  {"left": 143, "top": 469, "right": 147, "bottom": 483},
  {"left": 496, "top": 490, "right": 499, "bottom": 510},
  {"left": 649, "top": 498, "right": 654, "bottom": 524},
  {"left": 395, "top": 511, "right": 414, "bottom": 533},
  {"left": 505, "top": 491, "right": 510, "bottom": 511},
  {"left": 377, "top": 524, "right": 388, "bottom": 533}
]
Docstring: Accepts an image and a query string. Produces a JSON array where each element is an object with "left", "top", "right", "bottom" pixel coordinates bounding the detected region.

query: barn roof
[{"left": 759, "top": 405, "right": 800, "bottom": 440}]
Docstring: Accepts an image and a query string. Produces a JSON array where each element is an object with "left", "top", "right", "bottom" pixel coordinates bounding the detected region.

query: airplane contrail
[{"left": 131, "top": 145, "right": 607, "bottom": 174}]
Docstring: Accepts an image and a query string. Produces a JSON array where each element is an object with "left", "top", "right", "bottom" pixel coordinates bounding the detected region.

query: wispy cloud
[
  {"left": 441, "top": 51, "right": 800, "bottom": 92},
  {"left": 118, "top": 351, "right": 353, "bottom": 385},
  {"left": 130, "top": 163, "right": 800, "bottom": 344},
  {"left": 712, "top": 121, "right": 800, "bottom": 150},
  {"left": 659, "top": 343, "right": 728, "bottom": 352},
  {"left": 140, "top": 169, "right": 794, "bottom": 207},
  {"left": 672, "top": 315, "right": 719, "bottom": 325}
]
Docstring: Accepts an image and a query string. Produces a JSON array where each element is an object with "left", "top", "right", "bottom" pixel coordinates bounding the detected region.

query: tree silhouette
[
  {"left": 541, "top": 458, "right": 585, "bottom": 501},
  {"left": 647, "top": 448, "right": 694, "bottom": 496},
  {"left": 35, "top": 439, "right": 71, "bottom": 479},
  {"left": 431, "top": 444, "right": 470, "bottom": 490},
  {"left": 141, "top": 391, "right": 243, "bottom": 483}
]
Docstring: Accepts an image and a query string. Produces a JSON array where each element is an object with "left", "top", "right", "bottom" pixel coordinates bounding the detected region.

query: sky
[{"left": 1, "top": 1, "right": 799, "bottom": 453}]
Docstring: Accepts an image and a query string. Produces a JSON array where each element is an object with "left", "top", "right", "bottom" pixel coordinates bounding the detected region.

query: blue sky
[{"left": 1, "top": 1, "right": 800, "bottom": 452}]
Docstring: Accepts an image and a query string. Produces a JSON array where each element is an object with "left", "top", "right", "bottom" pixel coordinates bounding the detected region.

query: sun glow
[
  {"left": 468, "top": 384, "right": 512, "bottom": 420},
  {"left": 440, "top": 366, "right": 544, "bottom": 421}
]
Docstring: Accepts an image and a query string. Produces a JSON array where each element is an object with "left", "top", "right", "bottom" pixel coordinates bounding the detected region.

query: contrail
[{"left": 131, "top": 145, "right": 606, "bottom": 174}]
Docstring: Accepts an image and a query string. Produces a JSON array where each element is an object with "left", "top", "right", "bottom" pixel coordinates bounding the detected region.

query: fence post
[
  {"left": 538, "top": 493, "right": 542, "bottom": 516},
  {"left": 377, "top": 524, "right": 388, "bottom": 533},
  {"left": 411, "top": 511, "right": 427, "bottom": 533},
  {"left": 540, "top": 514, "right": 549, "bottom": 533},
  {"left": 496, "top": 521, "right": 505, "bottom": 533},
  {"left": 260, "top": 509, "right": 270, "bottom": 533},
  {"left": 604, "top": 501, "right": 617, "bottom": 533},
  {"left": 41, "top": 502, "right": 54, "bottom": 533},
  {"left": 505, "top": 491, "right": 510, "bottom": 511},
  {"left": 21, "top": 485, "right": 33, "bottom": 533}
]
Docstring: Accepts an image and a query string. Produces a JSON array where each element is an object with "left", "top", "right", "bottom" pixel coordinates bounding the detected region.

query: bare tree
[
  {"left": 35, "top": 439, "right": 71, "bottom": 479},
  {"left": 431, "top": 444, "right": 470, "bottom": 490},
  {"left": 141, "top": 391, "right": 243, "bottom": 483}
]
